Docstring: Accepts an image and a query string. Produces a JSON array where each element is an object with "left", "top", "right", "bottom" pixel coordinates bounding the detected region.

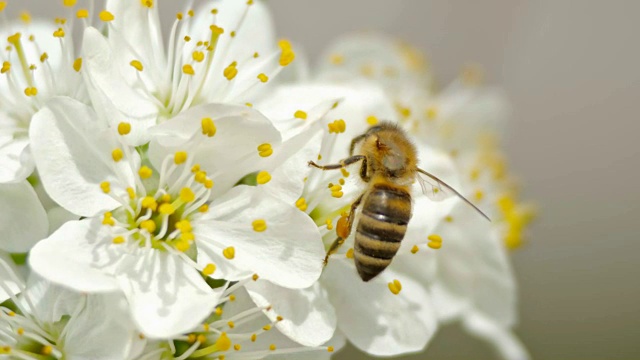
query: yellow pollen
[
  {"left": 247, "top": 0, "right": 254, "bottom": 5},
  {"left": 158, "top": 203, "right": 175, "bottom": 215},
  {"left": 202, "top": 263, "right": 216, "bottom": 276},
  {"left": 230, "top": 31, "right": 237, "bottom": 38},
  {"left": 102, "top": 212, "right": 115, "bottom": 226},
  {"left": 100, "top": 181, "right": 110, "bottom": 193},
  {"left": 192, "top": 50, "right": 205, "bottom": 62},
  {"left": 187, "top": 334, "right": 197, "bottom": 343},
  {"left": 63, "top": 0, "right": 77, "bottom": 6},
  {"left": 252, "top": 219, "right": 267, "bottom": 232},
  {"left": 426, "top": 106, "right": 438, "bottom": 120},
  {"left": 40, "top": 53, "right": 48, "bottom": 62},
  {"left": 53, "top": 28, "right": 65, "bottom": 38},
  {"left": 76, "top": 9, "right": 89, "bottom": 18},
  {"left": 427, "top": 234, "right": 443, "bottom": 249},
  {"left": 215, "top": 333, "right": 231, "bottom": 352},
  {"left": 253, "top": 52, "right": 259, "bottom": 58},
  {"left": 188, "top": 9, "right": 194, "bottom": 17},
  {"left": 7, "top": 32, "right": 20, "bottom": 45},
  {"left": 41, "top": 345, "right": 53, "bottom": 355},
  {"left": 117, "top": 122, "right": 131, "bottom": 135},
  {"left": 339, "top": 178, "right": 345, "bottom": 185},
  {"left": 126, "top": 187, "right": 135, "bottom": 199},
  {"left": 252, "top": 274, "right": 259, "bottom": 281},
  {"left": 367, "top": 115, "right": 379, "bottom": 125},
  {"left": 24, "top": 87, "right": 38, "bottom": 96},
  {"left": 73, "top": 57, "right": 82, "bottom": 72},
  {"left": 223, "top": 247, "right": 235, "bottom": 259},
  {"left": 251, "top": 334, "right": 257, "bottom": 342},
  {"left": 388, "top": 279, "right": 402, "bottom": 295},
  {"left": 183, "top": 35, "right": 190, "bottom": 42},
  {"left": 256, "top": 171, "right": 271, "bottom": 185},
  {"left": 17, "top": 327, "right": 24, "bottom": 335},
  {"left": 257, "top": 73, "right": 269, "bottom": 83},
  {"left": 346, "top": 248, "right": 354, "bottom": 259},
  {"left": 197, "top": 334, "right": 206, "bottom": 343},
  {"left": 99, "top": 10, "right": 114, "bottom": 22},
  {"left": 475, "top": 190, "right": 484, "bottom": 201},
  {"left": 195, "top": 171, "right": 207, "bottom": 183},
  {"left": 257, "top": 143, "right": 273, "bottom": 157},
  {"left": 20, "top": 11, "right": 31, "bottom": 23},
  {"left": 245, "top": 102, "right": 253, "bottom": 107},
  {"left": 7, "top": 311, "right": 15, "bottom": 316},
  {"left": 140, "top": 220, "right": 156, "bottom": 233},
  {"left": 234, "top": 344, "right": 241, "bottom": 351},
  {"left": 397, "top": 105, "right": 411, "bottom": 118},
  {"left": 295, "top": 197, "right": 307, "bottom": 211},
  {"left": 341, "top": 168, "right": 350, "bottom": 177},
  {"left": 445, "top": 215, "right": 453, "bottom": 222},
  {"left": 182, "top": 64, "right": 195, "bottom": 75},
  {"left": 141, "top": 0, "right": 153, "bottom": 8},
  {"left": 141, "top": 196, "right": 158, "bottom": 211},
  {"left": 328, "top": 119, "right": 346, "bottom": 134},
  {"left": 263, "top": 324, "right": 271, "bottom": 331},
  {"left": 326, "top": 218, "right": 333, "bottom": 230},
  {"left": 180, "top": 232, "right": 195, "bottom": 242},
  {"left": 210, "top": 24, "right": 224, "bottom": 35},
  {"left": 278, "top": 39, "right": 295, "bottom": 66},
  {"left": 176, "top": 12, "right": 183, "bottom": 20},
  {"left": 113, "top": 236, "right": 125, "bottom": 244},
  {"left": 277, "top": 315, "right": 283, "bottom": 321},
  {"left": 201, "top": 117, "right": 216, "bottom": 137},
  {"left": 470, "top": 168, "right": 481, "bottom": 181},
  {"left": 108, "top": 148, "right": 124, "bottom": 163},
  {"left": 229, "top": 294, "right": 236, "bottom": 301},
  {"left": 173, "top": 151, "right": 188, "bottom": 164},
  {"left": 227, "top": 321, "right": 235, "bottom": 328},
  {"left": 223, "top": 62, "right": 238, "bottom": 80},
  {"left": 203, "top": 323, "right": 210, "bottom": 331},
  {"left": 0, "top": 2, "right": 6, "bottom": 12},
  {"left": 199, "top": 204, "right": 209, "bottom": 213},
  {"left": 215, "top": 307, "right": 223, "bottom": 316},
  {"left": 204, "top": 178, "right": 214, "bottom": 189},
  {"left": 269, "top": 344, "right": 276, "bottom": 351},
  {"left": 411, "top": 245, "right": 420, "bottom": 254},
  {"left": 1, "top": 61, "right": 10, "bottom": 73},
  {"left": 129, "top": 60, "right": 144, "bottom": 72},
  {"left": 328, "top": 346, "right": 335, "bottom": 352},
  {"left": 330, "top": 54, "right": 344, "bottom": 65},
  {"left": 138, "top": 166, "right": 153, "bottom": 179},
  {"left": 294, "top": 110, "right": 307, "bottom": 120},
  {"left": 180, "top": 187, "right": 196, "bottom": 203}
]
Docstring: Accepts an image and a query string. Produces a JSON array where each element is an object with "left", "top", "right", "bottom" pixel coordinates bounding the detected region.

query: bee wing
[{"left": 416, "top": 168, "right": 491, "bottom": 221}]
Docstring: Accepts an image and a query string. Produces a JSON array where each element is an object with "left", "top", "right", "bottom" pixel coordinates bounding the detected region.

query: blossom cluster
[{"left": 0, "top": 1, "right": 534, "bottom": 359}]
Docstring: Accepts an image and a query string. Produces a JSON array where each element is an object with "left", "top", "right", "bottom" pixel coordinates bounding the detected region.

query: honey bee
[{"left": 309, "top": 122, "right": 489, "bottom": 281}]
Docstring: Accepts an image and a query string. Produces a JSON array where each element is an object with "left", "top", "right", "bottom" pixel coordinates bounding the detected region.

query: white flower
[
  {"left": 317, "top": 34, "right": 532, "bottom": 360},
  {"left": 245, "top": 83, "right": 461, "bottom": 356},
  {"left": 82, "top": 0, "right": 295, "bottom": 145},
  {"left": 0, "top": 15, "right": 86, "bottom": 183},
  {"left": 0, "top": 181, "right": 48, "bottom": 254},
  {"left": 132, "top": 287, "right": 341, "bottom": 360},
  {"left": 0, "top": 263, "right": 139, "bottom": 360},
  {"left": 27, "top": 97, "right": 323, "bottom": 338}
]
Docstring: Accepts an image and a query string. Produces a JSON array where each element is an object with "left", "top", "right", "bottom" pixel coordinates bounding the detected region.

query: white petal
[
  {"left": 323, "top": 258, "right": 438, "bottom": 356},
  {"left": 0, "top": 181, "right": 48, "bottom": 253},
  {"left": 462, "top": 311, "right": 530, "bottom": 360},
  {"left": 29, "top": 97, "right": 136, "bottom": 217},
  {"left": 0, "top": 251, "right": 24, "bottom": 303},
  {"left": 116, "top": 248, "right": 223, "bottom": 339},
  {"left": 83, "top": 27, "right": 158, "bottom": 146},
  {"left": 0, "top": 136, "right": 33, "bottom": 183},
  {"left": 261, "top": 130, "right": 322, "bottom": 205},
  {"left": 29, "top": 219, "right": 121, "bottom": 293},
  {"left": 148, "top": 103, "right": 280, "bottom": 195},
  {"left": 20, "top": 274, "right": 84, "bottom": 324},
  {"left": 246, "top": 280, "right": 336, "bottom": 346},
  {"left": 196, "top": 187, "right": 324, "bottom": 288},
  {"left": 63, "top": 293, "right": 138, "bottom": 360}
]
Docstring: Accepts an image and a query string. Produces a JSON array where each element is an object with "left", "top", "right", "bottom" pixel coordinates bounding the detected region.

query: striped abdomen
[{"left": 354, "top": 183, "right": 412, "bottom": 281}]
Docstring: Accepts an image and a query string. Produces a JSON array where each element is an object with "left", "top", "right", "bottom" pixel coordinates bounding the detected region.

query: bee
[{"left": 309, "top": 122, "right": 489, "bottom": 281}]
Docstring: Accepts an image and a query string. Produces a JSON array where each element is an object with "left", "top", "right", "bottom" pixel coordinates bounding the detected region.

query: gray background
[{"left": 7, "top": 1, "right": 640, "bottom": 359}]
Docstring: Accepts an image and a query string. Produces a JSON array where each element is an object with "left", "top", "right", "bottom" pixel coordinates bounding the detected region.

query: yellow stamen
[
  {"left": 138, "top": 166, "right": 153, "bottom": 179},
  {"left": 257, "top": 73, "right": 268, "bottom": 83},
  {"left": 63, "top": 0, "right": 77, "bottom": 6},
  {"left": 201, "top": 117, "right": 216, "bottom": 137},
  {"left": 366, "top": 115, "right": 379, "bottom": 125},
  {"left": 223, "top": 62, "right": 238, "bottom": 80},
  {"left": 278, "top": 39, "right": 295, "bottom": 66},
  {"left": 328, "top": 119, "right": 346, "bottom": 134},
  {"left": 294, "top": 110, "right": 307, "bottom": 120},
  {"left": 182, "top": 64, "right": 195, "bottom": 75},
  {"left": 112, "top": 236, "right": 125, "bottom": 244},
  {"left": 141, "top": 196, "right": 158, "bottom": 211},
  {"left": 223, "top": 247, "right": 235, "bottom": 259},
  {"left": 130, "top": 60, "right": 143, "bottom": 71},
  {"left": 158, "top": 203, "right": 175, "bottom": 215},
  {"left": 192, "top": 50, "right": 205, "bottom": 62},
  {"left": 411, "top": 245, "right": 419, "bottom": 254},
  {"left": 73, "top": 57, "right": 82, "bottom": 72},
  {"left": 111, "top": 148, "right": 123, "bottom": 162},
  {"left": 139, "top": 220, "right": 156, "bottom": 233},
  {"left": 427, "top": 234, "right": 443, "bottom": 249},
  {"left": 345, "top": 248, "right": 354, "bottom": 259},
  {"left": 257, "top": 143, "right": 273, "bottom": 157},
  {"left": 295, "top": 197, "right": 307, "bottom": 211},
  {"left": 252, "top": 219, "right": 267, "bottom": 232},
  {"left": 202, "top": 263, "right": 216, "bottom": 276},
  {"left": 99, "top": 10, "right": 114, "bottom": 22},
  {"left": 100, "top": 181, "right": 110, "bottom": 193},
  {"left": 388, "top": 279, "right": 402, "bottom": 295},
  {"left": 117, "top": 122, "right": 131, "bottom": 135},
  {"left": 256, "top": 171, "right": 271, "bottom": 185},
  {"left": 76, "top": 9, "right": 89, "bottom": 18}
]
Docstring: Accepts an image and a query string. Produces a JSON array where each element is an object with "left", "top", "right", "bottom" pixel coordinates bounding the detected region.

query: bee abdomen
[{"left": 354, "top": 184, "right": 411, "bottom": 281}]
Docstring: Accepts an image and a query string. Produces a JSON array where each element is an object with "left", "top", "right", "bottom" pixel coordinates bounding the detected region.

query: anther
[
  {"left": 223, "top": 247, "right": 235, "bottom": 259},
  {"left": 252, "top": 219, "right": 267, "bottom": 232},
  {"left": 411, "top": 245, "right": 419, "bottom": 254},
  {"left": 139, "top": 220, "right": 157, "bottom": 233},
  {"left": 141, "top": 196, "right": 158, "bottom": 211},
  {"left": 117, "top": 122, "right": 131, "bottom": 135},
  {"left": 73, "top": 57, "right": 82, "bottom": 72},
  {"left": 99, "top": 10, "right": 115, "bottom": 22},
  {"left": 328, "top": 346, "right": 335, "bottom": 352},
  {"left": 257, "top": 73, "right": 268, "bottom": 83},
  {"left": 113, "top": 236, "right": 125, "bottom": 244},
  {"left": 295, "top": 197, "right": 307, "bottom": 211},
  {"left": 388, "top": 279, "right": 402, "bottom": 295},
  {"left": 201, "top": 117, "right": 216, "bottom": 137},
  {"left": 269, "top": 344, "right": 277, "bottom": 351},
  {"left": 183, "top": 64, "right": 195, "bottom": 75},
  {"left": 76, "top": 9, "right": 89, "bottom": 18},
  {"left": 257, "top": 143, "right": 273, "bottom": 157},
  {"left": 138, "top": 166, "right": 153, "bottom": 179},
  {"left": 256, "top": 171, "right": 271, "bottom": 185},
  {"left": 367, "top": 115, "right": 379, "bottom": 126},
  {"left": 425, "top": 106, "right": 438, "bottom": 120},
  {"left": 100, "top": 181, "right": 111, "bottom": 193},
  {"left": 202, "top": 263, "right": 216, "bottom": 276},
  {"left": 63, "top": 0, "right": 77, "bottom": 6},
  {"left": 158, "top": 203, "right": 175, "bottom": 215},
  {"left": 328, "top": 119, "right": 346, "bottom": 134},
  {"left": 174, "top": 151, "right": 187, "bottom": 164},
  {"left": 112, "top": 148, "right": 123, "bottom": 162},
  {"left": 345, "top": 248, "right": 354, "bottom": 259},
  {"left": 223, "top": 62, "right": 238, "bottom": 80},
  {"left": 192, "top": 51, "right": 205, "bottom": 62},
  {"left": 130, "top": 60, "right": 143, "bottom": 71},
  {"left": 180, "top": 187, "right": 195, "bottom": 202},
  {"left": 294, "top": 110, "right": 307, "bottom": 120},
  {"left": 278, "top": 39, "right": 295, "bottom": 66},
  {"left": 427, "top": 234, "right": 442, "bottom": 249}
]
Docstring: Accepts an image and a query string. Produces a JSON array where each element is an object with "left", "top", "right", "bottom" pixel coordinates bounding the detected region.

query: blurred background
[{"left": 6, "top": 0, "right": 640, "bottom": 358}]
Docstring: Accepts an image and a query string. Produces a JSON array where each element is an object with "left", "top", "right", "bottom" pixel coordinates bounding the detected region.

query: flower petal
[
  {"left": 0, "top": 135, "right": 34, "bottom": 183},
  {"left": 0, "top": 251, "right": 24, "bottom": 303},
  {"left": 29, "top": 219, "right": 121, "bottom": 293},
  {"left": 83, "top": 27, "right": 158, "bottom": 146},
  {"left": 462, "top": 311, "right": 530, "bottom": 360},
  {"left": 116, "top": 248, "right": 223, "bottom": 339},
  {"left": 30, "top": 97, "right": 136, "bottom": 217},
  {"left": 246, "top": 280, "right": 336, "bottom": 347},
  {"left": 196, "top": 187, "right": 324, "bottom": 288},
  {"left": 148, "top": 103, "right": 280, "bottom": 195},
  {"left": 0, "top": 181, "right": 48, "bottom": 253},
  {"left": 323, "top": 258, "right": 438, "bottom": 356}
]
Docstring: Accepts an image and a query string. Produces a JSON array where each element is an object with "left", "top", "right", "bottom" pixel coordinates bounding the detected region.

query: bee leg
[
  {"left": 309, "top": 155, "right": 365, "bottom": 171},
  {"left": 323, "top": 194, "right": 364, "bottom": 266},
  {"left": 349, "top": 134, "right": 366, "bottom": 156}
]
